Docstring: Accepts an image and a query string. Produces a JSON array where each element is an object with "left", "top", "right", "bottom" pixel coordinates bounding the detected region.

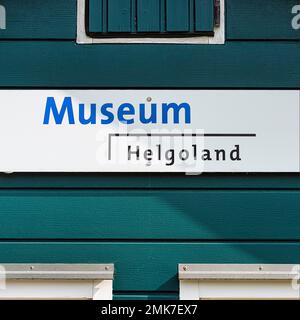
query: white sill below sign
[{"left": 0, "top": 90, "right": 299, "bottom": 173}]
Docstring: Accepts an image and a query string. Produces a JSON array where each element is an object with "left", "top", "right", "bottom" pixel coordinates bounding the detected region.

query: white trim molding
[
  {"left": 179, "top": 264, "right": 300, "bottom": 300},
  {"left": 77, "top": 0, "right": 225, "bottom": 44},
  {"left": 0, "top": 264, "right": 114, "bottom": 300}
]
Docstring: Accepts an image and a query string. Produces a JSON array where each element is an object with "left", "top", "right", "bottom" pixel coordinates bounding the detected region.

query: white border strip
[
  {"left": 1, "top": 264, "right": 114, "bottom": 280},
  {"left": 179, "top": 264, "right": 300, "bottom": 280}
]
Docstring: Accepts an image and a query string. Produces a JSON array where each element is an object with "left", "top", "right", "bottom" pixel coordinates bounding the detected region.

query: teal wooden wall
[{"left": 0, "top": 1, "right": 299, "bottom": 300}]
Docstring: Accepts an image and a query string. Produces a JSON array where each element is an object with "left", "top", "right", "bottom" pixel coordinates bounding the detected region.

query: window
[
  {"left": 77, "top": 0, "right": 225, "bottom": 44},
  {"left": 0, "top": 264, "right": 114, "bottom": 300},
  {"left": 179, "top": 264, "right": 300, "bottom": 300}
]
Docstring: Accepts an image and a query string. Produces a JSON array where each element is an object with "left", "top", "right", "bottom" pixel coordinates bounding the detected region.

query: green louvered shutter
[{"left": 87, "top": 0, "right": 217, "bottom": 37}]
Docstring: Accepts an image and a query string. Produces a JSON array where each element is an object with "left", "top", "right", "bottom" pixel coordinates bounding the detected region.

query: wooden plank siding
[
  {"left": 0, "top": 173, "right": 299, "bottom": 189},
  {"left": 0, "top": 41, "right": 299, "bottom": 87},
  {"left": 0, "top": 0, "right": 76, "bottom": 39},
  {"left": 227, "top": 0, "right": 300, "bottom": 40},
  {"left": 0, "top": 242, "right": 299, "bottom": 292},
  {"left": 0, "top": 0, "right": 299, "bottom": 300},
  {"left": 0, "top": 190, "right": 299, "bottom": 240},
  {"left": 0, "top": 1, "right": 299, "bottom": 40}
]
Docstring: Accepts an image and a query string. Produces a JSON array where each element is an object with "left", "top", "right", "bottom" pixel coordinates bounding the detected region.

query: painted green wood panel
[
  {"left": 89, "top": 0, "right": 103, "bottom": 33},
  {"left": 0, "top": 242, "right": 299, "bottom": 291},
  {"left": 137, "top": 0, "right": 161, "bottom": 32},
  {"left": 0, "top": 0, "right": 76, "bottom": 39},
  {"left": 0, "top": 41, "right": 299, "bottom": 87},
  {"left": 107, "top": 0, "right": 132, "bottom": 32},
  {"left": 88, "top": 0, "right": 215, "bottom": 36},
  {"left": 0, "top": 173, "right": 299, "bottom": 189},
  {"left": 0, "top": 1, "right": 298, "bottom": 39},
  {"left": 0, "top": 190, "right": 299, "bottom": 239},
  {"left": 227, "top": 0, "right": 300, "bottom": 40},
  {"left": 160, "top": 0, "right": 166, "bottom": 32},
  {"left": 195, "top": 0, "right": 214, "bottom": 32},
  {"left": 102, "top": 0, "right": 108, "bottom": 33},
  {"left": 166, "top": 0, "right": 190, "bottom": 32}
]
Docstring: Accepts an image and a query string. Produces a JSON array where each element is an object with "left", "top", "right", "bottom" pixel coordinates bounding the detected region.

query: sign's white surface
[{"left": 0, "top": 90, "right": 299, "bottom": 172}]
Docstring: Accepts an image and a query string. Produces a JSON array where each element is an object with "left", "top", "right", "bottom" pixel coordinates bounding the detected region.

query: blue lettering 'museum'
[{"left": 43, "top": 97, "right": 191, "bottom": 125}]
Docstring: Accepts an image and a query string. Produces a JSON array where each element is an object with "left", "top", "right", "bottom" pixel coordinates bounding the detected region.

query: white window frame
[
  {"left": 179, "top": 264, "right": 300, "bottom": 300},
  {"left": 0, "top": 264, "right": 114, "bottom": 300},
  {"left": 77, "top": 0, "right": 225, "bottom": 44}
]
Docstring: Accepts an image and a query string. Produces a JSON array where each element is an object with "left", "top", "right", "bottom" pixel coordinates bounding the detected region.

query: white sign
[{"left": 0, "top": 90, "right": 299, "bottom": 173}]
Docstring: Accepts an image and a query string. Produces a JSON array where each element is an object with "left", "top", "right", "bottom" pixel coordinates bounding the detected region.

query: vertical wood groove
[
  {"left": 102, "top": 0, "right": 108, "bottom": 32},
  {"left": 131, "top": 0, "right": 137, "bottom": 33}
]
